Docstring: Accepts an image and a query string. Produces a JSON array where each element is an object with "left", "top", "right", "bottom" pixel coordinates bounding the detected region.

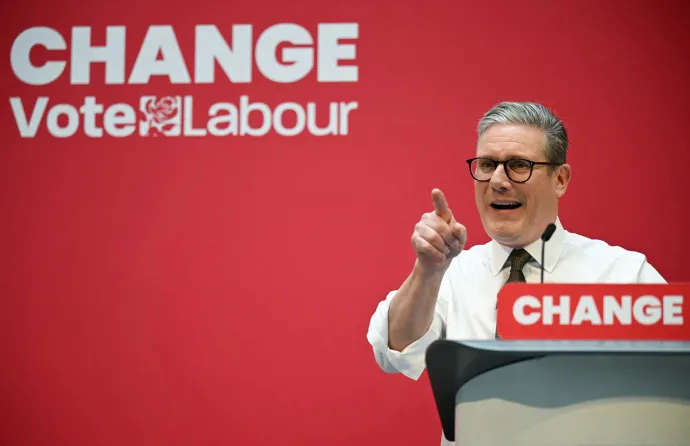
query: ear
[{"left": 554, "top": 164, "right": 571, "bottom": 199}]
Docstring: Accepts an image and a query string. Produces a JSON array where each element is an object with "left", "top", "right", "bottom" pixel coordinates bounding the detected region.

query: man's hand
[
  {"left": 411, "top": 188, "right": 467, "bottom": 274},
  {"left": 387, "top": 188, "right": 466, "bottom": 351}
]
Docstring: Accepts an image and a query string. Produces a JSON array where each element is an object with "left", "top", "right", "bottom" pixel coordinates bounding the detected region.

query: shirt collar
[{"left": 489, "top": 217, "right": 566, "bottom": 276}]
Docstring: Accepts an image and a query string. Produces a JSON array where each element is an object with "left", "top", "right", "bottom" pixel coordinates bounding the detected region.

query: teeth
[{"left": 492, "top": 202, "right": 521, "bottom": 209}]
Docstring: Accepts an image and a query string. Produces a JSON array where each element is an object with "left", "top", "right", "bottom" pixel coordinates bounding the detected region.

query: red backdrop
[{"left": 2, "top": 1, "right": 689, "bottom": 445}]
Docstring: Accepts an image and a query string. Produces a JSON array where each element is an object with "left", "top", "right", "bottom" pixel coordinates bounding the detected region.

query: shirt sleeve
[{"left": 365, "top": 271, "right": 451, "bottom": 381}]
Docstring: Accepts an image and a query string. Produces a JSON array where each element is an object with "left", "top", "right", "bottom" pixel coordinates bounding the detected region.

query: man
[{"left": 365, "top": 101, "right": 666, "bottom": 445}]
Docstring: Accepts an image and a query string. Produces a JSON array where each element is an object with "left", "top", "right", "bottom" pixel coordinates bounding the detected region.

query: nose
[{"left": 489, "top": 163, "right": 512, "bottom": 192}]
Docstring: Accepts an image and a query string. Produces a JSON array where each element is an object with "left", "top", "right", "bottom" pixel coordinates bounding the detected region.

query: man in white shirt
[{"left": 365, "top": 101, "right": 666, "bottom": 445}]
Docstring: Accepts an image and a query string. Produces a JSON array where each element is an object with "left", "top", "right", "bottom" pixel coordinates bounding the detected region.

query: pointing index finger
[{"left": 431, "top": 188, "right": 452, "bottom": 223}]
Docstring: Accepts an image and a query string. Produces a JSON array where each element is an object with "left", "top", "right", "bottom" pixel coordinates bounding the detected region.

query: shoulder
[
  {"left": 562, "top": 230, "right": 665, "bottom": 282},
  {"left": 564, "top": 231, "right": 647, "bottom": 263}
]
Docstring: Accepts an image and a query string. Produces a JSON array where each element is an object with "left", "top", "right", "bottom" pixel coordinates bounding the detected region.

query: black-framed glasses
[{"left": 466, "top": 157, "right": 559, "bottom": 183}]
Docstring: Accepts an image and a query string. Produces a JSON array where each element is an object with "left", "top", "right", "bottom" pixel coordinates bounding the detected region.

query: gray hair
[{"left": 477, "top": 101, "right": 568, "bottom": 165}]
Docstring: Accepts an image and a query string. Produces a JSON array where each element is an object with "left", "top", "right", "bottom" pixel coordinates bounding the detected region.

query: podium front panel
[{"left": 454, "top": 354, "right": 690, "bottom": 446}]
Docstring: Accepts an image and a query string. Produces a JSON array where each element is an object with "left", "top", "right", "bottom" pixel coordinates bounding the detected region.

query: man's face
[{"left": 474, "top": 123, "right": 571, "bottom": 248}]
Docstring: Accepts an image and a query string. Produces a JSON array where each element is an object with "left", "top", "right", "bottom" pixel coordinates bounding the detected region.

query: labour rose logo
[{"left": 139, "top": 96, "right": 182, "bottom": 137}]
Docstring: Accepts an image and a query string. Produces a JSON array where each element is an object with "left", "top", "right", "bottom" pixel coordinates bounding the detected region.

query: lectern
[
  {"left": 425, "top": 340, "right": 690, "bottom": 446},
  {"left": 424, "top": 283, "right": 690, "bottom": 446}
]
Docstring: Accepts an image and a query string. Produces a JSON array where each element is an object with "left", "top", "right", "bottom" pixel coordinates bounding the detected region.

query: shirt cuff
[{"left": 366, "top": 292, "right": 443, "bottom": 381}]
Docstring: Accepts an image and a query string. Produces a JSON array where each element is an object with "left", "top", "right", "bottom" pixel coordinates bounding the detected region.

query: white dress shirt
[{"left": 366, "top": 218, "right": 666, "bottom": 446}]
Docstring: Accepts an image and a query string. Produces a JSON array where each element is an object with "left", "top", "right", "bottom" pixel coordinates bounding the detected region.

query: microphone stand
[{"left": 540, "top": 223, "right": 557, "bottom": 284}]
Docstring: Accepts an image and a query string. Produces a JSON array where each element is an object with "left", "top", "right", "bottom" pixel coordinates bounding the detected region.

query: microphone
[{"left": 540, "top": 223, "right": 557, "bottom": 284}]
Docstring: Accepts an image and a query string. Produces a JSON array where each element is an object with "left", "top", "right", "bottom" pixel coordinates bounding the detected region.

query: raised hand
[{"left": 411, "top": 188, "right": 467, "bottom": 273}]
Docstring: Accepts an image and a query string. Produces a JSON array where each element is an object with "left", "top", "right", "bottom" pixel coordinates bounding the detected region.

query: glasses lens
[
  {"left": 470, "top": 158, "right": 495, "bottom": 181},
  {"left": 505, "top": 159, "right": 532, "bottom": 182}
]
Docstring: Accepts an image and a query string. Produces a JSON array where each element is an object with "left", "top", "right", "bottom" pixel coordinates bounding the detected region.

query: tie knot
[{"left": 509, "top": 248, "right": 532, "bottom": 271}]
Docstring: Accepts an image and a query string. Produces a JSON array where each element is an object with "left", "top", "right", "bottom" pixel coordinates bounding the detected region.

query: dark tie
[{"left": 496, "top": 249, "right": 533, "bottom": 339}]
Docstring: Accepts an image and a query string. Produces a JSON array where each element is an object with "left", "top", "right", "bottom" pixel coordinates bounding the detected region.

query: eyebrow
[{"left": 476, "top": 154, "right": 531, "bottom": 160}]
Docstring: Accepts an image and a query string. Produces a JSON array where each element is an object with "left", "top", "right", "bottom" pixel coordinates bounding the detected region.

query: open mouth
[{"left": 490, "top": 201, "right": 522, "bottom": 210}]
